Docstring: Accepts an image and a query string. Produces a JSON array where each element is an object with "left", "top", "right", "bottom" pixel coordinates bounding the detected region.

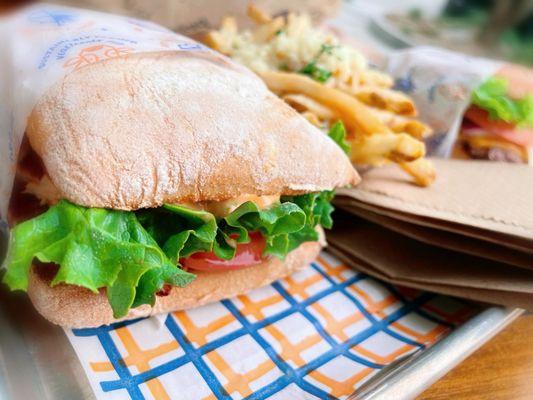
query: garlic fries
[{"left": 205, "top": 5, "right": 435, "bottom": 186}]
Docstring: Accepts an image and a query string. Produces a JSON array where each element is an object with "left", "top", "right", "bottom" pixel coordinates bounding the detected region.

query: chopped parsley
[
  {"left": 298, "top": 43, "right": 336, "bottom": 83},
  {"left": 299, "top": 62, "right": 332, "bottom": 83}
]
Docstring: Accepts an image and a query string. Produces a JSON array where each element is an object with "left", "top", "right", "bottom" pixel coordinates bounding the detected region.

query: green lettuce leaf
[
  {"left": 137, "top": 205, "right": 219, "bottom": 262},
  {"left": 3, "top": 192, "right": 336, "bottom": 319},
  {"left": 472, "top": 77, "right": 533, "bottom": 127},
  {"left": 3, "top": 200, "right": 195, "bottom": 318},
  {"left": 282, "top": 191, "right": 335, "bottom": 229},
  {"left": 139, "top": 197, "right": 324, "bottom": 262},
  {"left": 327, "top": 121, "right": 351, "bottom": 155},
  {"left": 222, "top": 201, "right": 307, "bottom": 259}
]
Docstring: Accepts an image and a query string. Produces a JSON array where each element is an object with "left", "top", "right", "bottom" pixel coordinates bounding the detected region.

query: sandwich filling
[
  {"left": 3, "top": 140, "right": 338, "bottom": 319},
  {"left": 458, "top": 77, "right": 533, "bottom": 163}
]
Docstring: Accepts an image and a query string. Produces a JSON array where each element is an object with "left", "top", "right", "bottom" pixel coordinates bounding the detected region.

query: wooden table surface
[{"left": 419, "top": 314, "right": 533, "bottom": 399}]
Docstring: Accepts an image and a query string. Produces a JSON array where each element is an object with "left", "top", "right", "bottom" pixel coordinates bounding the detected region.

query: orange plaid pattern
[
  {"left": 261, "top": 313, "right": 332, "bottom": 369},
  {"left": 237, "top": 290, "right": 328, "bottom": 369},
  {"left": 236, "top": 290, "right": 286, "bottom": 321},
  {"left": 352, "top": 341, "right": 415, "bottom": 365},
  {"left": 347, "top": 281, "right": 398, "bottom": 319},
  {"left": 308, "top": 367, "right": 373, "bottom": 398},
  {"left": 316, "top": 255, "right": 354, "bottom": 283},
  {"left": 311, "top": 300, "right": 365, "bottom": 342},
  {"left": 282, "top": 268, "right": 326, "bottom": 301},
  {"left": 390, "top": 317, "right": 449, "bottom": 345},
  {"left": 67, "top": 252, "right": 477, "bottom": 400},
  {"left": 203, "top": 335, "right": 282, "bottom": 399},
  {"left": 205, "top": 350, "right": 276, "bottom": 398},
  {"left": 174, "top": 311, "right": 236, "bottom": 347},
  {"left": 269, "top": 327, "right": 322, "bottom": 367},
  {"left": 90, "top": 326, "right": 177, "bottom": 399}
]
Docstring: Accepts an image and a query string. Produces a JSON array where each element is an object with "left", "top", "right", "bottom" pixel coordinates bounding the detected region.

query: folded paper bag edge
[
  {"left": 327, "top": 244, "right": 533, "bottom": 311},
  {"left": 338, "top": 159, "right": 533, "bottom": 240}
]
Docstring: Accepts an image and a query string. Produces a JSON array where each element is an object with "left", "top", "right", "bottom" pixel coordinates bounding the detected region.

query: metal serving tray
[{"left": 351, "top": 306, "right": 522, "bottom": 399}]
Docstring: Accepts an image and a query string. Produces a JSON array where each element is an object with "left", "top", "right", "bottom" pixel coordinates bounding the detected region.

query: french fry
[
  {"left": 371, "top": 109, "right": 433, "bottom": 139},
  {"left": 359, "top": 69, "right": 394, "bottom": 88},
  {"left": 203, "top": 16, "right": 237, "bottom": 53},
  {"left": 252, "top": 16, "right": 285, "bottom": 42},
  {"left": 285, "top": 12, "right": 311, "bottom": 38},
  {"left": 348, "top": 86, "right": 418, "bottom": 116},
  {"left": 400, "top": 158, "right": 436, "bottom": 187},
  {"left": 260, "top": 71, "right": 391, "bottom": 135},
  {"left": 302, "top": 111, "right": 322, "bottom": 127},
  {"left": 351, "top": 132, "right": 426, "bottom": 166},
  {"left": 282, "top": 94, "right": 336, "bottom": 121},
  {"left": 247, "top": 3, "right": 272, "bottom": 24},
  {"left": 221, "top": 16, "right": 238, "bottom": 32},
  {"left": 203, "top": 31, "right": 223, "bottom": 52}
]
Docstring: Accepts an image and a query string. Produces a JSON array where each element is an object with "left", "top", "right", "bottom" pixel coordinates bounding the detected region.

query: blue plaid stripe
[{"left": 72, "top": 260, "right": 472, "bottom": 400}]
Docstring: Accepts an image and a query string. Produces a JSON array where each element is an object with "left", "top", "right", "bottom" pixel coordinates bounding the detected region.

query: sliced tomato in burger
[
  {"left": 464, "top": 106, "right": 533, "bottom": 147},
  {"left": 181, "top": 231, "right": 267, "bottom": 271}
]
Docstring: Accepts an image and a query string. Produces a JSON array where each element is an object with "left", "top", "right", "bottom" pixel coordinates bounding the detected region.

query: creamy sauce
[
  {"left": 24, "top": 175, "right": 62, "bottom": 205},
  {"left": 179, "top": 194, "right": 280, "bottom": 217},
  {"left": 24, "top": 176, "right": 280, "bottom": 217}
]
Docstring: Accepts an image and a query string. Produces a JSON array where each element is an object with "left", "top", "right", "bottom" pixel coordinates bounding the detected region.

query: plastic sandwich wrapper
[{"left": 0, "top": 4, "right": 523, "bottom": 400}]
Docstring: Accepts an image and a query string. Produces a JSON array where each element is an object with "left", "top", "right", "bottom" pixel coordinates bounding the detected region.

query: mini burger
[
  {"left": 2, "top": 51, "right": 359, "bottom": 328},
  {"left": 455, "top": 64, "right": 533, "bottom": 164}
]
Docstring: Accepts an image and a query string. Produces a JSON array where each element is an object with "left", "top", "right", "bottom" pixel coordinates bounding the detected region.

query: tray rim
[{"left": 350, "top": 306, "right": 523, "bottom": 400}]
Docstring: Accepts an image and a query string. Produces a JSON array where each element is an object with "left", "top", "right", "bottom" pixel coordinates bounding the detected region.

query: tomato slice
[
  {"left": 464, "top": 106, "right": 533, "bottom": 147},
  {"left": 181, "top": 232, "right": 266, "bottom": 271}
]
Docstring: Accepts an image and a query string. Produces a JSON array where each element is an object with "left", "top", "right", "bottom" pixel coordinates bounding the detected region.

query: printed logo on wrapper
[
  {"left": 38, "top": 35, "right": 139, "bottom": 70},
  {"left": 28, "top": 8, "right": 78, "bottom": 26},
  {"left": 393, "top": 75, "right": 415, "bottom": 94},
  {"left": 0, "top": 3, "right": 213, "bottom": 224},
  {"left": 63, "top": 45, "right": 134, "bottom": 71}
]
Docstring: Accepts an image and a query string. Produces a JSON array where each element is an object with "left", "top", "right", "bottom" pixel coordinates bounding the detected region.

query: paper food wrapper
[
  {"left": 333, "top": 159, "right": 533, "bottom": 310},
  {"left": 381, "top": 46, "right": 502, "bottom": 157},
  {"left": 52, "top": 0, "right": 341, "bottom": 35},
  {"left": 0, "top": 3, "right": 214, "bottom": 237},
  {"left": 67, "top": 253, "right": 478, "bottom": 400}
]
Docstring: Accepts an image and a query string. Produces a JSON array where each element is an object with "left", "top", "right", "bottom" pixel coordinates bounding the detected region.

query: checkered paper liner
[{"left": 66, "top": 252, "right": 477, "bottom": 400}]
